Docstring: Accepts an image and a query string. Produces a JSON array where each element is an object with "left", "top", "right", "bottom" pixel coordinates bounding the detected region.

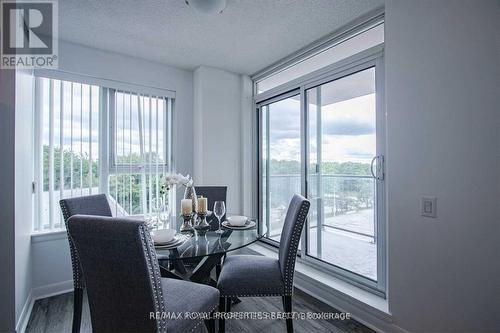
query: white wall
[
  {"left": 193, "top": 66, "right": 252, "bottom": 214},
  {"left": 31, "top": 40, "right": 195, "bottom": 290},
  {"left": 385, "top": 0, "right": 499, "bottom": 331},
  {"left": 0, "top": 69, "right": 17, "bottom": 333},
  {"left": 240, "top": 75, "right": 254, "bottom": 216},
  {"left": 15, "top": 70, "right": 34, "bottom": 330}
]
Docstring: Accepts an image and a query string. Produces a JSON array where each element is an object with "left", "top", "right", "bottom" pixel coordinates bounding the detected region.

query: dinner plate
[
  {"left": 155, "top": 234, "right": 190, "bottom": 249},
  {"left": 222, "top": 220, "right": 256, "bottom": 230}
]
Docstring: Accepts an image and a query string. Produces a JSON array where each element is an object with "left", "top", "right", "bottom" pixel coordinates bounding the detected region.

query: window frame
[
  {"left": 254, "top": 45, "right": 386, "bottom": 296},
  {"left": 108, "top": 89, "right": 172, "bottom": 174},
  {"left": 107, "top": 89, "right": 174, "bottom": 217}
]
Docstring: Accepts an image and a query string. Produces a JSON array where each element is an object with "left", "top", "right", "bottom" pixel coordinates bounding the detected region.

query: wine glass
[
  {"left": 151, "top": 197, "right": 165, "bottom": 228},
  {"left": 213, "top": 201, "right": 226, "bottom": 234},
  {"left": 159, "top": 201, "right": 170, "bottom": 229}
]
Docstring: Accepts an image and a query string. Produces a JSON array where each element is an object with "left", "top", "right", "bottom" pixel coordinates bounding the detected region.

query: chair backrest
[
  {"left": 278, "top": 194, "right": 310, "bottom": 296},
  {"left": 67, "top": 215, "right": 166, "bottom": 333},
  {"left": 195, "top": 186, "right": 227, "bottom": 218},
  {"left": 59, "top": 194, "right": 113, "bottom": 290}
]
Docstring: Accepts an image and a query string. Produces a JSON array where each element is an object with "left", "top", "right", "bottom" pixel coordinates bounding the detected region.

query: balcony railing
[{"left": 263, "top": 173, "right": 376, "bottom": 242}]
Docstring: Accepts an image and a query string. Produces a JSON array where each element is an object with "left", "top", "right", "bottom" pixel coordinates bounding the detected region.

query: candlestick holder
[
  {"left": 194, "top": 211, "right": 210, "bottom": 231},
  {"left": 180, "top": 213, "right": 194, "bottom": 232}
]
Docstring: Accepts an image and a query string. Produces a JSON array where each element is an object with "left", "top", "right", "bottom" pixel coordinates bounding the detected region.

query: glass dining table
[{"left": 154, "top": 214, "right": 264, "bottom": 286}]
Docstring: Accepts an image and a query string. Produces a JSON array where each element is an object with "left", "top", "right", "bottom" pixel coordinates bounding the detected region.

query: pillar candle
[
  {"left": 181, "top": 199, "right": 192, "bottom": 215},
  {"left": 198, "top": 196, "right": 208, "bottom": 213}
]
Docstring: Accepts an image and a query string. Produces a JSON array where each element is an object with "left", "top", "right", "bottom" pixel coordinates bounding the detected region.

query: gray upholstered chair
[
  {"left": 217, "top": 194, "right": 310, "bottom": 333},
  {"left": 67, "top": 215, "right": 219, "bottom": 333},
  {"left": 59, "top": 194, "right": 112, "bottom": 333},
  {"left": 189, "top": 186, "right": 228, "bottom": 276}
]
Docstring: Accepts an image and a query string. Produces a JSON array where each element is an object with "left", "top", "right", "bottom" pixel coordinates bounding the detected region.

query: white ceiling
[{"left": 59, "top": 0, "right": 383, "bottom": 75}]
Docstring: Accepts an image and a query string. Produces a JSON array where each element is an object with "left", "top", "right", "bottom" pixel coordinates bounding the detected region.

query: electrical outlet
[{"left": 421, "top": 196, "right": 437, "bottom": 218}]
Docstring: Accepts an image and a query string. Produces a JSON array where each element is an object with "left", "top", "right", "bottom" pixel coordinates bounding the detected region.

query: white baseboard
[
  {"left": 15, "top": 280, "right": 73, "bottom": 333},
  {"left": 294, "top": 272, "right": 408, "bottom": 333},
  {"left": 16, "top": 291, "right": 34, "bottom": 333},
  {"left": 31, "top": 280, "right": 74, "bottom": 301},
  {"left": 245, "top": 243, "right": 409, "bottom": 333}
]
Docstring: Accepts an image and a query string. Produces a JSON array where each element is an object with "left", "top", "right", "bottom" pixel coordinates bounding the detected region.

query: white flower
[{"left": 162, "top": 172, "right": 193, "bottom": 188}]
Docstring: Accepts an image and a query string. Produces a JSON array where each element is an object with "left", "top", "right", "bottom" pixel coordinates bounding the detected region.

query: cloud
[{"left": 322, "top": 118, "right": 374, "bottom": 136}]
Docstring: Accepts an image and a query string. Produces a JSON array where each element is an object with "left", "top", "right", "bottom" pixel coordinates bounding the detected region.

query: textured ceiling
[{"left": 59, "top": 0, "right": 383, "bottom": 74}]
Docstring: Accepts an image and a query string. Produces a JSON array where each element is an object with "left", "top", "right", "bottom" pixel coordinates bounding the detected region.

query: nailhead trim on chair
[
  {"left": 60, "top": 201, "right": 85, "bottom": 290},
  {"left": 283, "top": 200, "right": 310, "bottom": 296},
  {"left": 139, "top": 225, "right": 167, "bottom": 333},
  {"left": 189, "top": 302, "right": 219, "bottom": 333}
]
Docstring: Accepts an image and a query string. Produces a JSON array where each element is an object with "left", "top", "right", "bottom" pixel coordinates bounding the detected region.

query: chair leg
[
  {"left": 72, "top": 288, "right": 83, "bottom": 333},
  {"left": 282, "top": 295, "right": 293, "bottom": 333},
  {"left": 215, "top": 263, "right": 221, "bottom": 280},
  {"left": 204, "top": 310, "right": 216, "bottom": 333},
  {"left": 218, "top": 297, "right": 226, "bottom": 333}
]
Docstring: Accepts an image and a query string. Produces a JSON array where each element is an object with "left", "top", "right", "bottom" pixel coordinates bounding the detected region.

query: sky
[
  {"left": 266, "top": 93, "right": 376, "bottom": 164},
  {"left": 41, "top": 75, "right": 377, "bottom": 169},
  {"left": 41, "top": 79, "right": 166, "bottom": 162}
]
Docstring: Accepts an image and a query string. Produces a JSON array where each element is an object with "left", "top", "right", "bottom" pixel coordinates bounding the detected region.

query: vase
[{"left": 183, "top": 185, "right": 198, "bottom": 215}]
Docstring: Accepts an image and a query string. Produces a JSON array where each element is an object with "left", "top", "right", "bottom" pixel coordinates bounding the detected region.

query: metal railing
[{"left": 263, "top": 173, "right": 376, "bottom": 242}]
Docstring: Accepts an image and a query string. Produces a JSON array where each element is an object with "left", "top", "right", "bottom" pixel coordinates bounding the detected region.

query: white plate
[
  {"left": 222, "top": 220, "right": 256, "bottom": 230},
  {"left": 155, "top": 234, "right": 190, "bottom": 249}
]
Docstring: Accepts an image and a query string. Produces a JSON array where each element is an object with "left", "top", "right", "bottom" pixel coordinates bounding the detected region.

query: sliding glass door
[
  {"left": 306, "top": 67, "right": 379, "bottom": 281},
  {"left": 257, "top": 57, "right": 385, "bottom": 293}
]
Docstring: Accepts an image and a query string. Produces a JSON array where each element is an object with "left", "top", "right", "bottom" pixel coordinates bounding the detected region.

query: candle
[
  {"left": 181, "top": 199, "right": 192, "bottom": 215},
  {"left": 198, "top": 196, "right": 208, "bottom": 213}
]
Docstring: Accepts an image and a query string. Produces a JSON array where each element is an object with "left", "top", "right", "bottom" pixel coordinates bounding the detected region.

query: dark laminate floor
[{"left": 26, "top": 288, "right": 374, "bottom": 333}]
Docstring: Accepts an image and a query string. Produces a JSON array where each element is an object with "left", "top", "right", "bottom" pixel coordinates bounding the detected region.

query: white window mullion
[
  {"left": 80, "top": 84, "right": 83, "bottom": 195},
  {"left": 148, "top": 96, "right": 152, "bottom": 213},
  {"left": 59, "top": 81, "right": 64, "bottom": 227},
  {"left": 163, "top": 98, "right": 167, "bottom": 176},
  {"left": 114, "top": 90, "right": 118, "bottom": 216},
  {"left": 48, "top": 79, "right": 55, "bottom": 230},
  {"left": 129, "top": 92, "right": 132, "bottom": 214},
  {"left": 121, "top": 91, "right": 125, "bottom": 215},
  {"left": 155, "top": 97, "right": 159, "bottom": 201},
  {"left": 98, "top": 87, "right": 109, "bottom": 195},
  {"left": 138, "top": 94, "right": 147, "bottom": 215},
  {"left": 88, "top": 87, "right": 93, "bottom": 194},
  {"left": 70, "top": 83, "right": 74, "bottom": 197},
  {"left": 34, "top": 77, "right": 43, "bottom": 231}
]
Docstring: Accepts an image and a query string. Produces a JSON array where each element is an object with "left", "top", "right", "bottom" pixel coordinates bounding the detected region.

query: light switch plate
[{"left": 421, "top": 196, "right": 437, "bottom": 218}]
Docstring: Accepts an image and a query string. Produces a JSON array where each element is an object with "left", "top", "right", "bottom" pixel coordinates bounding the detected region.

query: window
[
  {"left": 34, "top": 78, "right": 100, "bottom": 231},
  {"left": 33, "top": 76, "right": 173, "bottom": 232},
  {"left": 256, "top": 19, "right": 385, "bottom": 294},
  {"left": 109, "top": 91, "right": 172, "bottom": 216}
]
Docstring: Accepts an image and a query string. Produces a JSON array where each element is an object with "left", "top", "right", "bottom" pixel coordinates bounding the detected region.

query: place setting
[
  {"left": 222, "top": 215, "right": 256, "bottom": 230},
  {"left": 152, "top": 228, "right": 190, "bottom": 250}
]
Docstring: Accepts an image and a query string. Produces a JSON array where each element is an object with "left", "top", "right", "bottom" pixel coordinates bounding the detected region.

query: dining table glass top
[{"left": 154, "top": 214, "right": 263, "bottom": 261}]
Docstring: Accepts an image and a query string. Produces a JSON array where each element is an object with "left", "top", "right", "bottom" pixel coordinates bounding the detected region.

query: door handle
[
  {"left": 370, "top": 155, "right": 385, "bottom": 181},
  {"left": 370, "top": 156, "right": 378, "bottom": 179}
]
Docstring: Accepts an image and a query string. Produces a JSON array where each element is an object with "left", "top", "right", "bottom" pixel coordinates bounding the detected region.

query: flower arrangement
[{"left": 159, "top": 173, "right": 193, "bottom": 196}]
